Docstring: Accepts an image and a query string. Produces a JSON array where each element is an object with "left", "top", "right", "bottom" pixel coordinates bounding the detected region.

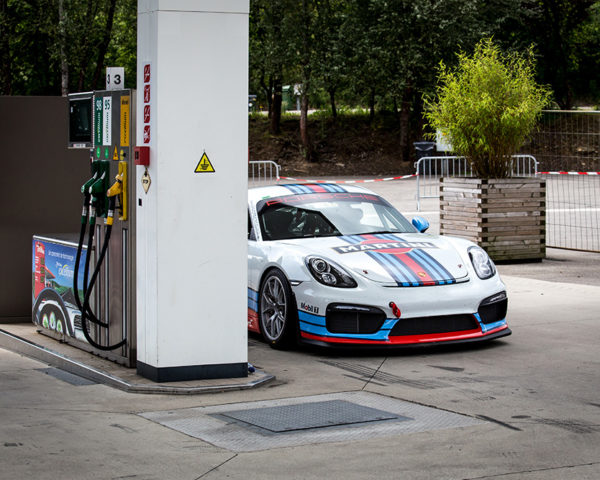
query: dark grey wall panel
[{"left": 0, "top": 96, "right": 90, "bottom": 320}]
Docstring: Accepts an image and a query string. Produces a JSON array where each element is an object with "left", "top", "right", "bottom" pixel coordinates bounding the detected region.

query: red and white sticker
[{"left": 142, "top": 62, "right": 151, "bottom": 144}]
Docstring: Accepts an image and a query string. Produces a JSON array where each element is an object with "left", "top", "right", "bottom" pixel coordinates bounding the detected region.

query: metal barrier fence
[
  {"left": 414, "top": 155, "right": 539, "bottom": 211},
  {"left": 541, "top": 172, "right": 600, "bottom": 252},
  {"left": 248, "top": 160, "right": 280, "bottom": 185}
]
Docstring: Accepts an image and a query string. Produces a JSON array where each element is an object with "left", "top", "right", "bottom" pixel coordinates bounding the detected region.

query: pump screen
[{"left": 69, "top": 97, "right": 92, "bottom": 147}]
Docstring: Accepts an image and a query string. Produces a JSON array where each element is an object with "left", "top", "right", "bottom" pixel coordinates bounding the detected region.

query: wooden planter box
[{"left": 439, "top": 177, "right": 546, "bottom": 261}]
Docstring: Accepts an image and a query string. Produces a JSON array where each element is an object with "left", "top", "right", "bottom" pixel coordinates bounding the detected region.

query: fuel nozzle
[
  {"left": 81, "top": 172, "right": 98, "bottom": 195},
  {"left": 106, "top": 161, "right": 128, "bottom": 221},
  {"left": 107, "top": 172, "right": 123, "bottom": 198},
  {"left": 106, "top": 173, "right": 122, "bottom": 226},
  {"left": 89, "top": 172, "right": 107, "bottom": 216},
  {"left": 80, "top": 173, "right": 98, "bottom": 223}
]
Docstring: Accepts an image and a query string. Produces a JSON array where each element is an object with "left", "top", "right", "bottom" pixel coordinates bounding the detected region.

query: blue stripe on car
[
  {"left": 280, "top": 183, "right": 349, "bottom": 194},
  {"left": 370, "top": 251, "right": 415, "bottom": 286},
  {"left": 298, "top": 310, "right": 397, "bottom": 340},
  {"left": 298, "top": 310, "right": 326, "bottom": 327},
  {"left": 474, "top": 313, "right": 507, "bottom": 334},
  {"left": 247, "top": 288, "right": 258, "bottom": 311},
  {"left": 411, "top": 249, "right": 456, "bottom": 284}
]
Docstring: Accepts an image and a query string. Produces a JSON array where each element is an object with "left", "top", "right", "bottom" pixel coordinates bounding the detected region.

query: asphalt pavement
[{"left": 1, "top": 177, "right": 599, "bottom": 479}]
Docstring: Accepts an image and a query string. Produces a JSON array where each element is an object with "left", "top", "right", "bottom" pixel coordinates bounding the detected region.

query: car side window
[{"left": 248, "top": 210, "right": 256, "bottom": 240}]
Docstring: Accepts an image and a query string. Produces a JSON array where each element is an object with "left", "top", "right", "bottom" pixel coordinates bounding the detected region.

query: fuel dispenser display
[{"left": 32, "top": 89, "right": 137, "bottom": 366}]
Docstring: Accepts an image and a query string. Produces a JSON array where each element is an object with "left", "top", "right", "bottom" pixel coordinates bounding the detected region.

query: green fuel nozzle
[
  {"left": 81, "top": 172, "right": 98, "bottom": 195},
  {"left": 80, "top": 173, "right": 98, "bottom": 223},
  {"left": 89, "top": 172, "right": 107, "bottom": 216}
]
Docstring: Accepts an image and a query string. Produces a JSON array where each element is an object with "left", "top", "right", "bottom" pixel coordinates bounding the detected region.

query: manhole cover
[
  {"left": 140, "top": 391, "right": 484, "bottom": 452},
  {"left": 219, "top": 399, "right": 405, "bottom": 432}
]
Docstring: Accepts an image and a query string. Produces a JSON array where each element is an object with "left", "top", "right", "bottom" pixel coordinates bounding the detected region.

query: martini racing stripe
[
  {"left": 340, "top": 234, "right": 457, "bottom": 286},
  {"left": 370, "top": 250, "right": 418, "bottom": 286},
  {"left": 281, "top": 183, "right": 347, "bottom": 194},
  {"left": 411, "top": 248, "right": 455, "bottom": 284}
]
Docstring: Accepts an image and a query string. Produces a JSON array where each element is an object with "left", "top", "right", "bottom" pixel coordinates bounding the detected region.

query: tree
[
  {"left": 531, "top": 0, "right": 597, "bottom": 108},
  {"left": 312, "top": 0, "right": 347, "bottom": 120},
  {"left": 424, "top": 39, "right": 551, "bottom": 178},
  {"left": 103, "top": 0, "right": 137, "bottom": 89},
  {"left": 342, "top": 0, "right": 387, "bottom": 123},
  {"left": 570, "top": 1, "right": 600, "bottom": 103},
  {"left": 2, "top": 0, "right": 135, "bottom": 95},
  {"left": 283, "top": 0, "right": 319, "bottom": 160},
  {"left": 249, "top": 0, "right": 290, "bottom": 134},
  {"left": 344, "top": 0, "right": 497, "bottom": 161}
]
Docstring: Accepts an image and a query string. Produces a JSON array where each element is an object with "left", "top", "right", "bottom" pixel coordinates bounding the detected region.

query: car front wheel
[{"left": 259, "top": 270, "right": 296, "bottom": 348}]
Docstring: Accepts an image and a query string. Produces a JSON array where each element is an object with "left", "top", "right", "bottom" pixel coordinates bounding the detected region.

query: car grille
[
  {"left": 73, "top": 315, "right": 82, "bottom": 330},
  {"left": 390, "top": 314, "right": 479, "bottom": 336},
  {"left": 326, "top": 304, "right": 386, "bottom": 334},
  {"left": 478, "top": 295, "right": 508, "bottom": 325}
]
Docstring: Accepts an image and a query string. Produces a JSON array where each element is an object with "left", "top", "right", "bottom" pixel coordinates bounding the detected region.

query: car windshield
[{"left": 257, "top": 191, "right": 416, "bottom": 240}]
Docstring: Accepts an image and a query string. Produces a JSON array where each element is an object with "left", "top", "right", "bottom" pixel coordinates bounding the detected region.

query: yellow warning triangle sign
[
  {"left": 194, "top": 152, "right": 215, "bottom": 173},
  {"left": 113, "top": 146, "right": 119, "bottom": 160}
]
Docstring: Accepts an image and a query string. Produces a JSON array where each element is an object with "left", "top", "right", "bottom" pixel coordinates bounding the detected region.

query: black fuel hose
[
  {"left": 72, "top": 198, "right": 108, "bottom": 328},
  {"left": 80, "top": 197, "right": 126, "bottom": 351}
]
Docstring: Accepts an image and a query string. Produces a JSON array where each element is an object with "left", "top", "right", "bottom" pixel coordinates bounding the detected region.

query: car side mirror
[{"left": 411, "top": 216, "right": 430, "bottom": 233}]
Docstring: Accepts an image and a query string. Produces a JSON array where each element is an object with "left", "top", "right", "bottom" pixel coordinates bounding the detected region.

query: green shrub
[{"left": 424, "top": 39, "right": 551, "bottom": 178}]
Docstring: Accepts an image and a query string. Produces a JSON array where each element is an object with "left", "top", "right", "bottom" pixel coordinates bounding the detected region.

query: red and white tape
[
  {"left": 537, "top": 171, "right": 600, "bottom": 175},
  {"left": 279, "top": 174, "right": 417, "bottom": 184}
]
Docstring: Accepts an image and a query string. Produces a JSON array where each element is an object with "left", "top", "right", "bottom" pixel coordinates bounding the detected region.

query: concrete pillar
[{"left": 136, "top": 0, "right": 249, "bottom": 381}]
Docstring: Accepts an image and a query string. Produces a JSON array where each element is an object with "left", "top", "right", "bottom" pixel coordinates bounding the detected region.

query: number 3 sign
[{"left": 106, "top": 67, "right": 125, "bottom": 91}]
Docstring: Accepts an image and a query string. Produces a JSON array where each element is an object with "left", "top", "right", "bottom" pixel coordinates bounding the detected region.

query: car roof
[{"left": 248, "top": 183, "right": 376, "bottom": 202}]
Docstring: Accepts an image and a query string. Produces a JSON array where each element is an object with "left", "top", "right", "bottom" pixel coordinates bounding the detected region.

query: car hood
[{"left": 277, "top": 233, "right": 469, "bottom": 286}]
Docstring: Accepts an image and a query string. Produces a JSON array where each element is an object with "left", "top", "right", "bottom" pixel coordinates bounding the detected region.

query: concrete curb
[{"left": 0, "top": 328, "right": 275, "bottom": 395}]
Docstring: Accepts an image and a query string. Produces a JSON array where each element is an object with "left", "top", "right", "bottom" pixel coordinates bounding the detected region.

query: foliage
[
  {"left": 3, "top": 0, "right": 600, "bottom": 162},
  {"left": 570, "top": 1, "right": 600, "bottom": 103},
  {"left": 1, "top": 0, "right": 136, "bottom": 95},
  {"left": 424, "top": 39, "right": 551, "bottom": 178}
]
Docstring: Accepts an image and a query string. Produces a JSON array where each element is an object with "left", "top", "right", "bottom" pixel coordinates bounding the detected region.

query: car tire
[{"left": 259, "top": 269, "right": 297, "bottom": 348}]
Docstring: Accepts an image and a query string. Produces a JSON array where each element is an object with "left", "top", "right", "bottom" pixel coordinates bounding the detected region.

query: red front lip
[{"left": 300, "top": 324, "right": 509, "bottom": 345}]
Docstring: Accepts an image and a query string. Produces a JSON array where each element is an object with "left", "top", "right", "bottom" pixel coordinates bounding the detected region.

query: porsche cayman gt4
[{"left": 247, "top": 183, "right": 510, "bottom": 349}]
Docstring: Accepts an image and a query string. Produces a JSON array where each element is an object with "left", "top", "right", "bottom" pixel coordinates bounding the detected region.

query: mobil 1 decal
[{"left": 334, "top": 234, "right": 456, "bottom": 287}]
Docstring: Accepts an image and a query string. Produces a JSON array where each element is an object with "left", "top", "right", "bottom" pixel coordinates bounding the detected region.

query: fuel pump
[{"left": 66, "top": 89, "right": 137, "bottom": 365}]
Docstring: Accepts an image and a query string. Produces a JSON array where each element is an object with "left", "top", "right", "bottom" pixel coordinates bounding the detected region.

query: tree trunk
[
  {"left": 58, "top": 0, "right": 69, "bottom": 95},
  {"left": 270, "top": 77, "right": 282, "bottom": 135},
  {"left": 259, "top": 75, "right": 272, "bottom": 118},
  {"left": 399, "top": 92, "right": 411, "bottom": 163},
  {"left": 368, "top": 89, "right": 375, "bottom": 124},
  {"left": 329, "top": 89, "right": 337, "bottom": 121},
  {"left": 91, "top": 0, "right": 117, "bottom": 89},
  {"left": 77, "top": 0, "right": 95, "bottom": 92},
  {"left": 300, "top": 93, "right": 313, "bottom": 161}
]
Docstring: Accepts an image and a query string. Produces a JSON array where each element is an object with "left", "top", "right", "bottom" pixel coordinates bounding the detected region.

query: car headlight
[
  {"left": 305, "top": 256, "right": 357, "bottom": 288},
  {"left": 468, "top": 246, "right": 496, "bottom": 279}
]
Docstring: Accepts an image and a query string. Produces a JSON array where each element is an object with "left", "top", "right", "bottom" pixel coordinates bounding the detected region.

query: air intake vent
[
  {"left": 390, "top": 314, "right": 479, "bottom": 336},
  {"left": 326, "top": 304, "right": 386, "bottom": 334}
]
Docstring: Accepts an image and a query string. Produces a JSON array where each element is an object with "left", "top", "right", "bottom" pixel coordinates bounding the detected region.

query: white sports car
[{"left": 247, "top": 183, "right": 510, "bottom": 349}]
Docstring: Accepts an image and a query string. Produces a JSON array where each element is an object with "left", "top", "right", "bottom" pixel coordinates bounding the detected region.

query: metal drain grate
[
  {"left": 140, "top": 391, "right": 484, "bottom": 452},
  {"left": 218, "top": 399, "right": 406, "bottom": 432}
]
